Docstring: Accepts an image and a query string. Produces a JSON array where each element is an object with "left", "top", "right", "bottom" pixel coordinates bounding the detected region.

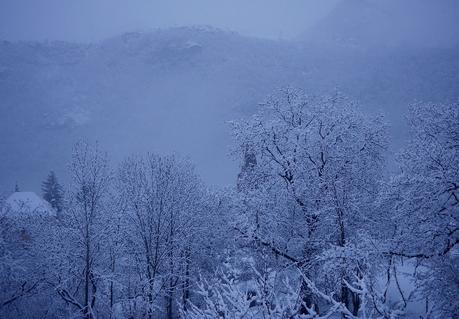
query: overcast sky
[{"left": 0, "top": 0, "right": 339, "bottom": 42}]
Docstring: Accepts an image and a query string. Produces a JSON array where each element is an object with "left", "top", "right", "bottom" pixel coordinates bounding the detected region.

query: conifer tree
[{"left": 41, "top": 171, "right": 64, "bottom": 212}]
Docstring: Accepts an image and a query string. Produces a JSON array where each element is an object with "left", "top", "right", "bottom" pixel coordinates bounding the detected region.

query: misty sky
[{"left": 0, "top": 0, "right": 339, "bottom": 42}]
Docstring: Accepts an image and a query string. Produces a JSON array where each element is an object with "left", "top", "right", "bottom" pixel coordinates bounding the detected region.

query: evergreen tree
[{"left": 41, "top": 171, "right": 64, "bottom": 212}]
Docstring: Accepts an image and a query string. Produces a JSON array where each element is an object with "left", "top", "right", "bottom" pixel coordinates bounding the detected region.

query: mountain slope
[
  {"left": 0, "top": 26, "right": 458, "bottom": 192},
  {"left": 301, "top": 0, "right": 459, "bottom": 49}
]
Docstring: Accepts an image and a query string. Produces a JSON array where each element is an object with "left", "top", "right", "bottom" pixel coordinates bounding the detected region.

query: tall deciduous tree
[
  {"left": 388, "top": 101, "right": 459, "bottom": 317},
  {"left": 231, "top": 88, "right": 387, "bottom": 315},
  {"left": 55, "top": 141, "right": 111, "bottom": 319},
  {"left": 117, "top": 153, "right": 204, "bottom": 319}
]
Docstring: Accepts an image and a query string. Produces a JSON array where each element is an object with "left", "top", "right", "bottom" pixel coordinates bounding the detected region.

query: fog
[
  {"left": 0, "top": 0, "right": 458, "bottom": 192},
  {"left": 0, "top": 0, "right": 339, "bottom": 42},
  {"left": 0, "top": 1, "right": 458, "bottom": 318},
  {"left": 2, "top": 0, "right": 457, "bottom": 46},
  {"left": 1, "top": 0, "right": 458, "bottom": 192}
]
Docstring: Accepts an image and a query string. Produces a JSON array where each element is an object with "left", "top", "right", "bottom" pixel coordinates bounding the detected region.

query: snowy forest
[
  {"left": 1, "top": 90, "right": 458, "bottom": 318},
  {"left": 1, "top": 0, "right": 458, "bottom": 319}
]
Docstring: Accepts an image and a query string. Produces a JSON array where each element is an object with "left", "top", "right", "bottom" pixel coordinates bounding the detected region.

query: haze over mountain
[
  {"left": 302, "top": 0, "right": 459, "bottom": 48},
  {"left": 0, "top": 0, "right": 339, "bottom": 42},
  {"left": 1, "top": 0, "right": 458, "bottom": 193}
]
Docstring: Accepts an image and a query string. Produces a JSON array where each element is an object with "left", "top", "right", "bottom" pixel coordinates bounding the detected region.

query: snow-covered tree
[
  {"left": 0, "top": 198, "right": 59, "bottom": 318},
  {"left": 231, "top": 88, "right": 388, "bottom": 315},
  {"left": 184, "top": 260, "right": 393, "bottom": 319},
  {"left": 116, "top": 153, "right": 205, "bottom": 319},
  {"left": 1, "top": 94, "right": 458, "bottom": 318},
  {"left": 387, "top": 101, "right": 459, "bottom": 317},
  {"left": 53, "top": 141, "right": 112, "bottom": 319}
]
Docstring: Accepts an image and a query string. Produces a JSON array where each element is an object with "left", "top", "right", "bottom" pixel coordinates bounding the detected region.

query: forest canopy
[{"left": 1, "top": 89, "right": 457, "bottom": 318}]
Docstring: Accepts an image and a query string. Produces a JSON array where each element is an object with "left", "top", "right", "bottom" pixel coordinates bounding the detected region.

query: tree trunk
[{"left": 84, "top": 217, "right": 92, "bottom": 319}]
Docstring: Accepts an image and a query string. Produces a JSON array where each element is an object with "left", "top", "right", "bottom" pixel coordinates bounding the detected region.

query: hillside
[
  {"left": 1, "top": 25, "right": 458, "bottom": 192},
  {"left": 301, "top": 0, "right": 459, "bottom": 49}
]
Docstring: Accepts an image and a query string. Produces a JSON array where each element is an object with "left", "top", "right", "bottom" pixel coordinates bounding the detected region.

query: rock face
[{"left": 2, "top": 192, "right": 56, "bottom": 217}]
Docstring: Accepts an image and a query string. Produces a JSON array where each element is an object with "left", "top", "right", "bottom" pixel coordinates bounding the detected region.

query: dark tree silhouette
[{"left": 41, "top": 171, "right": 64, "bottom": 212}]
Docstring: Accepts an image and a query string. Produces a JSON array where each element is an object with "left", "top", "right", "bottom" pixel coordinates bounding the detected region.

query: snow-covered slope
[
  {"left": 0, "top": 26, "right": 458, "bottom": 192},
  {"left": 0, "top": 27, "right": 305, "bottom": 190}
]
